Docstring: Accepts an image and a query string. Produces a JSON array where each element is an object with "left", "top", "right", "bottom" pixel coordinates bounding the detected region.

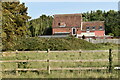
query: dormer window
[
  {"left": 92, "top": 26, "right": 95, "bottom": 30},
  {"left": 86, "top": 27, "right": 90, "bottom": 31},
  {"left": 99, "top": 26, "right": 103, "bottom": 30},
  {"left": 58, "top": 22, "right": 66, "bottom": 27}
]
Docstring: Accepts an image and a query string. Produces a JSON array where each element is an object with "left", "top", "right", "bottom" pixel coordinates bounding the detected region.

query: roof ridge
[
  {"left": 83, "top": 21, "right": 104, "bottom": 22},
  {"left": 54, "top": 13, "right": 82, "bottom": 16}
]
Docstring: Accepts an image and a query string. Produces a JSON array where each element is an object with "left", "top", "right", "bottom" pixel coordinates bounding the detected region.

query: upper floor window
[
  {"left": 58, "top": 22, "right": 66, "bottom": 27},
  {"left": 92, "top": 26, "right": 96, "bottom": 30},
  {"left": 86, "top": 27, "right": 90, "bottom": 30},
  {"left": 99, "top": 26, "right": 103, "bottom": 30}
]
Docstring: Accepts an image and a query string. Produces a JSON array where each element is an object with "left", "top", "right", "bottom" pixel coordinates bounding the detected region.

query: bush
[{"left": 3, "top": 37, "right": 102, "bottom": 51}]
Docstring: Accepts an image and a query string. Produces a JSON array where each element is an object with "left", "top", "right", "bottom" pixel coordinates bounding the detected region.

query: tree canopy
[
  {"left": 2, "top": 2, "right": 30, "bottom": 50},
  {"left": 82, "top": 10, "right": 120, "bottom": 36},
  {"left": 28, "top": 10, "right": 120, "bottom": 37},
  {"left": 27, "top": 15, "right": 53, "bottom": 37},
  {"left": 2, "top": 2, "right": 30, "bottom": 41},
  {"left": 1, "top": 2, "right": 120, "bottom": 51},
  {"left": 2, "top": 2, "right": 120, "bottom": 40}
]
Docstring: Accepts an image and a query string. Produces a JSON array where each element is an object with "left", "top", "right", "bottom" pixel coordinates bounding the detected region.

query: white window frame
[
  {"left": 86, "top": 27, "right": 90, "bottom": 31},
  {"left": 99, "top": 26, "right": 103, "bottom": 30},
  {"left": 92, "top": 26, "right": 96, "bottom": 30},
  {"left": 72, "top": 28, "right": 76, "bottom": 35}
]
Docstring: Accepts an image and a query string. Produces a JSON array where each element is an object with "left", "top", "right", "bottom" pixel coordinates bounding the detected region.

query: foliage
[
  {"left": 82, "top": 10, "right": 120, "bottom": 37},
  {"left": 2, "top": 2, "right": 119, "bottom": 52},
  {"left": 108, "top": 33, "right": 114, "bottom": 36},
  {"left": 2, "top": 2, "right": 30, "bottom": 48},
  {"left": 27, "top": 10, "right": 120, "bottom": 37},
  {"left": 3, "top": 37, "right": 104, "bottom": 51},
  {"left": 82, "top": 35, "right": 85, "bottom": 39},
  {"left": 27, "top": 15, "right": 53, "bottom": 37}
]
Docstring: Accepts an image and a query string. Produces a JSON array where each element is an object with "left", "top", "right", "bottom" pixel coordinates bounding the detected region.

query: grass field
[{"left": 1, "top": 50, "right": 119, "bottom": 78}]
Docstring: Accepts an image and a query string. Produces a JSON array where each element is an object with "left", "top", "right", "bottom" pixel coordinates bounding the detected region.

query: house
[{"left": 52, "top": 14, "right": 105, "bottom": 39}]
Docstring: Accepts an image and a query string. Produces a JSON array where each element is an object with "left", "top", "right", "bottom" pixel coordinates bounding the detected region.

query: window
[
  {"left": 92, "top": 26, "right": 95, "bottom": 30},
  {"left": 58, "top": 22, "right": 66, "bottom": 27},
  {"left": 72, "top": 28, "right": 76, "bottom": 35},
  {"left": 86, "top": 27, "right": 90, "bottom": 30},
  {"left": 60, "top": 25, "right": 65, "bottom": 27},
  {"left": 58, "top": 23, "right": 60, "bottom": 26},
  {"left": 99, "top": 26, "right": 103, "bottom": 30}
]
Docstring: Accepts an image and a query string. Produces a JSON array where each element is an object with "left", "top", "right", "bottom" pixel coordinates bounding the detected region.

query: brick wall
[
  {"left": 53, "top": 28, "right": 72, "bottom": 35},
  {"left": 53, "top": 27, "right": 82, "bottom": 35},
  {"left": 95, "top": 31, "right": 105, "bottom": 37}
]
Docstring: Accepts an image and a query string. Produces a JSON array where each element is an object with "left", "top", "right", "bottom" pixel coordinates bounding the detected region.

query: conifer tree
[
  {"left": 2, "top": 1, "right": 30, "bottom": 42},
  {"left": 2, "top": 1, "right": 30, "bottom": 50}
]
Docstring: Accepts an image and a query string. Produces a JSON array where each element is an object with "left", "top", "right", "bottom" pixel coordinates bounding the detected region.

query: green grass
[
  {"left": 2, "top": 51, "right": 118, "bottom": 60},
  {"left": 2, "top": 70, "right": 119, "bottom": 78},
  {"left": 2, "top": 51, "right": 119, "bottom": 78},
  {"left": 96, "top": 43, "right": 118, "bottom": 50}
]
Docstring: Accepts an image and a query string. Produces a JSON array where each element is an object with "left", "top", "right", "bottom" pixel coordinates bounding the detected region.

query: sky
[
  {"left": 21, "top": 0, "right": 119, "bottom": 2},
  {"left": 24, "top": 2, "right": 119, "bottom": 19}
]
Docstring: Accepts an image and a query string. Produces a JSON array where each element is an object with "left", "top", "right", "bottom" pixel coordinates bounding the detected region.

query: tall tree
[
  {"left": 2, "top": 2, "right": 30, "bottom": 41},
  {"left": 27, "top": 15, "right": 53, "bottom": 37},
  {"left": 2, "top": 1, "right": 30, "bottom": 50}
]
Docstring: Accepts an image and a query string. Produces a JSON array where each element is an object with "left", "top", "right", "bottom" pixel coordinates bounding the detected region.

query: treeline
[
  {"left": 82, "top": 10, "right": 120, "bottom": 36},
  {"left": 27, "top": 15, "right": 53, "bottom": 37},
  {"left": 28, "top": 10, "right": 120, "bottom": 37},
  {"left": 2, "top": 2, "right": 120, "bottom": 51}
]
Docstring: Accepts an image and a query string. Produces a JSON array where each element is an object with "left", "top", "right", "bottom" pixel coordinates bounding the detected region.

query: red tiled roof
[
  {"left": 82, "top": 21, "right": 104, "bottom": 30},
  {"left": 52, "top": 14, "right": 82, "bottom": 27}
]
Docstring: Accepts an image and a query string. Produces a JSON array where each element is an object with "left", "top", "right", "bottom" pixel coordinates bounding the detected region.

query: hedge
[{"left": 2, "top": 37, "right": 102, "bottom": 51}]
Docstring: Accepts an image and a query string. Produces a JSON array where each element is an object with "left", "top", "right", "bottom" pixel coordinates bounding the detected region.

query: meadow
[{"left": 1, "top": 50, "right": 119, "bottom": 78}]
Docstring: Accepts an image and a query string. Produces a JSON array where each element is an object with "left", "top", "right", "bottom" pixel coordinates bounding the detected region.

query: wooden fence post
[
  {"left": 47, "top": 49, "right": 50, "bottom": 74},
  {"left": 47, "top": 49, "right": 50, "bottom": 53},
  {"left": 16, "top": 50, "right": 18, "bottom": 75},
  {"left": 109, "top": 49, "right": 112, "bottom": 73},
  {"left": 47, "top": 59, "right": 50, "bottom": 74}
]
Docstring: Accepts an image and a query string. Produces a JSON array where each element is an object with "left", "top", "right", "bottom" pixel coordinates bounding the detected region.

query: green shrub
[{"left": 3, "top": 37, "right": 103, "bottom": 51}]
